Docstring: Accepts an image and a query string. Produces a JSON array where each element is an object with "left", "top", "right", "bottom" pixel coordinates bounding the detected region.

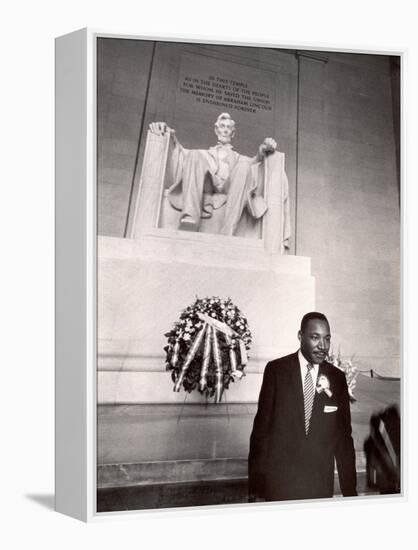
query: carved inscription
[{"left": 179, "top": 75, "right": 272, "bottom": 113}]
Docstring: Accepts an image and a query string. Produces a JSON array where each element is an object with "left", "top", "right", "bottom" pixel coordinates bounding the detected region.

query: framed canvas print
[{"left": 55, "top": 29, "right": 402, "bottom": 521}]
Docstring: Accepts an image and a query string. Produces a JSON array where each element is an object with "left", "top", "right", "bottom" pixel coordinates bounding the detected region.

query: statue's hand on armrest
[
  {"left": 149, "top": 121, "right": 175, "bottom": 136},
  {"left": 258, "top": 137, "right": 277, "bottom": 159},
  {"left": 149, "top": 122, "right": 180, "bottom": 148}
]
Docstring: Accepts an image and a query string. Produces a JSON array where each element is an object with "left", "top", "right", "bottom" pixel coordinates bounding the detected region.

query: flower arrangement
[
  {"left": 328, "top": 350, "right": 358, "bottom": 402},
  {"left": 316, "top": 374, "right": 332, "bottom": 397},
  {"left": 164, "top": 296, "right": 252, "bottom": 402}
]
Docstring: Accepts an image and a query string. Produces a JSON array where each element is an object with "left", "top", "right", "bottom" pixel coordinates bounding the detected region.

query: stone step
[
  {"left": 98, "top": 458, "right": 248, "bottom": 489},
  {"left": 98, "top": 454, "right": 366, "bottom": 489},
  {"left": 97, "top": 470, "right": 377, "bottom": 512}
]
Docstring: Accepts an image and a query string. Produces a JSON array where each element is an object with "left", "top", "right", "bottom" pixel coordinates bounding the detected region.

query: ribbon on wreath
[
  {"left": 198, "top": 312, "right": 248, "bottom": 368},
  {"left": 173, "top": 312, "right": 247, "bottom": 401},
  {"left": 198, "top": 324, "right": 212, "bottom": 393}
]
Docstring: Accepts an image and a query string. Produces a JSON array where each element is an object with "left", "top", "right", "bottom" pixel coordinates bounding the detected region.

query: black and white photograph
[
  {"left": 95, "top": 37, "right": 401, "bottom": 512},
  {"left": 4, "top": 0, "right": 418, "bottom": 547}
]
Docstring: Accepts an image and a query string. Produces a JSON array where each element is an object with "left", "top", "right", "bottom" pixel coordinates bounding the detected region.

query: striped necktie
[{"left": 304, "top": 363, "right": 315, "bottom": 434}]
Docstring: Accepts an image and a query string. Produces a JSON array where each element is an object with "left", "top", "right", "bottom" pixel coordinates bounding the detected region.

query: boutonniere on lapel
[{"left": 316, "top": 375, "right": 333, "bottom": 398}]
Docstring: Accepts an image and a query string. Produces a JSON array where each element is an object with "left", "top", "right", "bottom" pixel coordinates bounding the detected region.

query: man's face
[
  {"left": 215, "top": 118, "right": 235, "bottom": 144},
  {"left": 298, "top": 318, "right": 331, "bottom": 365}
]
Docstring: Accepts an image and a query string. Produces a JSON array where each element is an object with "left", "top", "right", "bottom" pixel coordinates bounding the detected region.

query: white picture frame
[{"left": 55, "top": 28, "right": 404, "bottom": 522}]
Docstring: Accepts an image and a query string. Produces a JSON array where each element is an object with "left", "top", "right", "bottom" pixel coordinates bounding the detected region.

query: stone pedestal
[
  {"left": 98, "top": 232, "right": 315, "bottom": 404},
  {"left": 98, "top": 123, "right": 314, "bottom": 404}
]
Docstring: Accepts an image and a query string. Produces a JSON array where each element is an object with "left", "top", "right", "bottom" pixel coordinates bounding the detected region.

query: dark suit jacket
[{"left": 248, "top": 352, "right": 357, "bottom": 501}]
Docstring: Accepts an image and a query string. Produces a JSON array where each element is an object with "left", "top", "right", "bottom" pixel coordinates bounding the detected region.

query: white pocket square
[{"left": 324, "top": 405, "right": 338, "bottom": 413}]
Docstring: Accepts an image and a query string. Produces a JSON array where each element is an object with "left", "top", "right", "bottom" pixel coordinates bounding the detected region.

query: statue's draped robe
[{"left": 165, "top": 139, "right": 291, "bottom": 250}]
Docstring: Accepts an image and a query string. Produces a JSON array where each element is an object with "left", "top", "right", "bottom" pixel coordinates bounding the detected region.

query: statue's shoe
[{"left": 179, "top": 215, "right": 198, "bottom": 231}]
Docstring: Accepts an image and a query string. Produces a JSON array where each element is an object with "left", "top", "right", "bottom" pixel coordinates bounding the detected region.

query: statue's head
[{"left": 214, "top": 112, "right": 236, "bottom": 144}]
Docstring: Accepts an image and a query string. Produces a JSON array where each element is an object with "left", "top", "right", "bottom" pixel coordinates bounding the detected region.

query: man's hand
[
  {"left": 258, "top": 137, "right": 277, "bottom": 158},
  {"left": 149, "top": 122, "right": 174, "bottom": 136}
]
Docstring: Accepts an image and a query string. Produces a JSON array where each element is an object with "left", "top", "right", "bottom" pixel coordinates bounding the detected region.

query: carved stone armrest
[{"left": 130, "top": 130, "right": 173, "bottom": 238}]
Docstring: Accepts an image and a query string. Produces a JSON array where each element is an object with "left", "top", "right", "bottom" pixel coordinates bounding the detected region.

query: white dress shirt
[{"left": 298, "top": 349, "right": 319, "bottom": 394}]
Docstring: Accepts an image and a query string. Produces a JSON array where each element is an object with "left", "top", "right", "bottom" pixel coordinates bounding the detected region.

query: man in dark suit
[{"left": 248, "top": 312, "right": 357, "bottom": 501}]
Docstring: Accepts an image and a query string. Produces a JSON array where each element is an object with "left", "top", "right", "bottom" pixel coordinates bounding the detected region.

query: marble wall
[
  {"left": 296, "top": 53, "right": 400, "bottom": 376},
  {"left": 97, "top": 38, "right": 154, "bottom": 236},
  {"left": 97, "top": 39, "right": 400, "bottom": 379}
]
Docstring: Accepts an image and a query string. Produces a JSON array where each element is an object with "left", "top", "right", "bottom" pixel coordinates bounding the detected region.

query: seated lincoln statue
[{"left": 149, "top": 113, "right": 290, "bottom": 247}]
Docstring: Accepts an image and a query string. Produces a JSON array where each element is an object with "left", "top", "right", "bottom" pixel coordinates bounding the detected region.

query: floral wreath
[{"left": 164, "top": 297, "right": 252, "bottom": 402}]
